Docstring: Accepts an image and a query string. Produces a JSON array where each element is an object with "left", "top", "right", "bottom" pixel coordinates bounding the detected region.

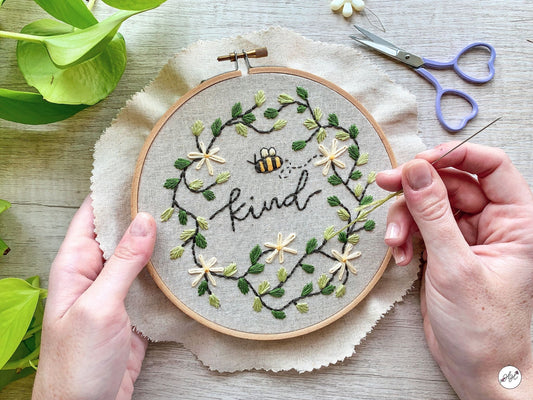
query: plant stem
[
  {"left": 0, "top": 30, "right": 43, "bottom": 43},
  {"left": 1, "top": 348, "right": 40, "bottom": 371}
]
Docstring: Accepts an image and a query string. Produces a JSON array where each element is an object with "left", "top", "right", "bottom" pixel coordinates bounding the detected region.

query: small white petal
[
  {"left": 314, "top": 157, "right": 329, "bottom": 167},
  {"left": 342, "top": 2, "right": 353, "bottom": 17},
  {"left": 346, "top": 251, "right": 362, "bottom": 260},
  {"left": 351, "top": 0, "right": 365, "bottom": 11},
  {"left": 332, "top": 159, "right": 346, "bottom": 169},
  {"left": 330, "top": 0, "right": 345, "bottom": 11},
  {"left": 329, "top": 262, "right": 342, "bottom": 274},
  {"left": 265, "top": 250, "right": 278, "bottom": 263},
  {"left": 207, "top": 272, "right": 217, "bottom": 286},
  {"left": 191, "top": 274, "right": 205, "bottom": 287}
]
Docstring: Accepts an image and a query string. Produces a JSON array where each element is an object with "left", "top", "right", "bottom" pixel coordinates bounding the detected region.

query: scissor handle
[
  {"left": 422, "top": 42, "right": 496, "bottom": 84},
  {"left": 415, "top": 68, "right": 478, "bottom": 132}
]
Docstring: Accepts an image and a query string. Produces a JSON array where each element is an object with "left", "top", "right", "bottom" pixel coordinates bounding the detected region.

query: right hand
[{"left": 377, "top": 143, "right": 533, "bottom": 399}]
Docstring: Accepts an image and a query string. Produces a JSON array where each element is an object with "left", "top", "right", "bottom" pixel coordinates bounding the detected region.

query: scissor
[{"left": 350, "top": 25, "right": 496, "bottom": 132}]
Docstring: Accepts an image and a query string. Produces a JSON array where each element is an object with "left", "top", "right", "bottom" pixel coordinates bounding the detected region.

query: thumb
[
  {"left": 86, "top": 212, "right": 156, "bottom": 305},
  {"left": 401, "top": 159, "right": 470, "bottom": 263}
]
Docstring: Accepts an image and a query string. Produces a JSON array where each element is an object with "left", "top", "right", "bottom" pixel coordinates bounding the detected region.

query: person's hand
[
  {"left": 377, "top": 143, "right": 533, "bottom": 400},
  {"left": 32, "top": 196, "right": 156, "bottom": 400}
]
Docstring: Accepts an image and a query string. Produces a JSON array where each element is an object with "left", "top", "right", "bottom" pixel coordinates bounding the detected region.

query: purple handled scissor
[{"left": 350, "top": 25, "right": 496, "bottom": 133}]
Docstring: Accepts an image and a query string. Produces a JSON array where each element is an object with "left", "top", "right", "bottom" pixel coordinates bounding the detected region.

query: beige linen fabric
[{"left": 91, "top": 27, "right": 424, "bottom": 372}]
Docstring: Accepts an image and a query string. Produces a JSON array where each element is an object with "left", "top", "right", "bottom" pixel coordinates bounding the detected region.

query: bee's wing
[
  {"left": 260, "top": 148, "right": 269, "bottom": 158},
  {"left": 268, "top": 147, "right": 276, "bottom": 156}
]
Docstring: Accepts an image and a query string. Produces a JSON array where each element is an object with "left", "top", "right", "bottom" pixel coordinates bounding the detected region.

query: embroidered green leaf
[
  {"left": 350, "top": 170, "right": 363, "bottom": 180},
  {"left": 338, "top": 231, "right": 348, "bottom": 243},
  {"left": 255, "top": 90, "right": 266, "bottom": 107},
  {"left": 223, "top": 263, "right": 237, "bottom": 277},
  {"left": 195, "top": 233, "right": 207, "bottom": 249},
  {"left": 321, "top": 284, "right": 335, "bottom": 295},
  {"left": 328, "top": 175, "right": 343, "bottom": 186},
  {"left": 301, "top": 264, "right": 315, "bottom": 274},
  {"left": 296, "top": 86, "right": 308, "bottom": 100},
  {"left": 328, "top": 113, "right": 339, "bottom": 127},
  {"left": 253, "top": 297, "right": 263, "bottom": 312},
  {"left": 191, "top": 120, "right": 204, "bottom": 136},
  {"left": 303, "top": 118, "right": 318, "bottom": 130},
  {"left": 349, "top": 124, "right": 359, "bottom": 139},
  {"left": 264, "top": 107, "right": 279, "bottom": 119},
  {"left": 305, "top": 238, "right": 317, "bottom": 254},
  {"left": 277, "top": 267, "right": 288, "bottom": 283},
  {"left": 196, "top": 217, "right": 209, "bottom": 230},
  {"left": 248, "top": 263, "right": 265, "bottom": 274},
  {"left": 160, "top": 207, "right": 174, "bottom": 222},
  {"left": 348, "top": 145, "right": 360, "bottom": 161},
  {"left": 367, "top": 171, "right": 377, "bottom": 184},
  {"left": 327, "top": 196, "right": 341, "bottom": 207},
  {"left": 209, "top": 294, "right": 220, "bottom": 309},
  {"left": 360, "top": 195, "right": 374, "bottom": 206},
  {"left": 231, "top": 102, "right": 242, "bottom": 118},
  {"left": 292, "top": 140, "right": 306, "bottom": 151},
  {"left": 242, "top": 113, "right": 256, "bottom": 124},
  {"left": 216, "top": 171, "right": 231, "bottom": 184},
  {"left": 178, "top": 210, "right": 188, "bottom": 225},
  {"left": 364, "top": 220, "right": 376, "bottom": 231},
  {"left": 323, "top": 225, "right": 336, "bottom": 240},
  {"left": 337, "top": 208, "right": 350, "bottom": 221},
  {"left": 211, "top": 118, "right": 222, "bottom": 137},
  {"left": 258, "top": 281, "right": 271, "bottom": 295},
  {"left": 348, "top": 234, "right": 360, "bottom": 245},
  {"left": 335, "top": 131, "right": 350, "bottom": 141},
  {"left": 278, "top": 93, "right": 294, "bottom": 104},
  {"left": 271, "top": 310, "right": 286, "bottom": 319},
  {"left": 354, "top": 183, "right": 364, "bottom": 197},
  {"left": 250, "top": 245, "right": 262, "bottom": 264},
  {"left": 238, "top": 278, "right": 249, "bottom": 295},
  {"left": 297, "top": 105, "right": 307, "bottom": 113},
  {"left": 170, "top": 246, "right": 185, "bottom": 260},
  {"left": 316, "top": 127, "right": 327, "bottom": 143},
  {"left": 269, "top": 287, "right": 285, "bottom": 298},
  {"left": 357, "top": 153, "right": 369, "bottom": 166},
  {"left": 180, "top": 229, "right": 195, "bottom": 241},
  {"left": 174, "top": 158, "right": 191, "bottom": 170},
  {"left": 202, "top": 190, "right": 216, "bottom": 201},
  {"left": 336, "top": 284, "right": 346, "bottom": 298},
  {"left": 296, "top": 303, "right": 309, "bottom": 313},
  {"left": 164, "top": 178, "right": 180, "bottom": 189},
  {"left": 273, "top": 119, "right": 287, "bottom": 130},
  {"left": 301, "top": 282, "right": 313, "bottom": 297},
  {"left": 317, "top": 274, "right": 329, "bottom": 289},
  {"left": 235, "top": 123, "right": 248, "bottom": 137},
  {"left": 313, "top": 107, "right": 323, "bottom": 121},
  {"left": 197, "top": 280, "right": 208, "bottom": 296},
  {"left": 189, "top": 179, "right": 203, "bottom": 191}
]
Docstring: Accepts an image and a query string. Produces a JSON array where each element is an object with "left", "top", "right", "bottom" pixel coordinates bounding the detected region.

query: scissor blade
[
  {"left": 353, "top": 25, "right": 401, "bottom": 51},
  {"left": 351, "top": 26, "right": 425, "bottom": 68}
]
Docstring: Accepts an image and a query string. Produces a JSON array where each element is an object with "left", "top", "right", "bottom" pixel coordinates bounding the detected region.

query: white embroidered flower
[
  {"left": 188, "top": 255, "right": 224, "bottom": 287},
  {"left": 187, "top": 141, "right": 225, "bottom": 176},
  {"left": 329, "top": 243, "right": 361, "bottom": 280},
  {"left": 314, "top": 138, "right": 348, "bottom": 176},
  {"left": 264, "top": 232, "right": 298, "bottom": 264},
  {"left": 330, "top": 0, "right": 365, "bottom": 17}
]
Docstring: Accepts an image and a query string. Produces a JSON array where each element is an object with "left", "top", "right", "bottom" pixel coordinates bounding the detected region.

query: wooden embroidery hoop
[{"left": 132, "top": 54, "right": 396, "bottom": 341}]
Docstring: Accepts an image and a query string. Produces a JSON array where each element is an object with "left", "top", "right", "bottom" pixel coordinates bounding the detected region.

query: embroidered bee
[{"left": 249, "top": 147, "right": 283, "bottom": 173}]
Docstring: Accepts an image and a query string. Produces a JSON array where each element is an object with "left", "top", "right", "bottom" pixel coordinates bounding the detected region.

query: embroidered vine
[{"left": 160, "top": 86, "right": 387, "bottom": 319}]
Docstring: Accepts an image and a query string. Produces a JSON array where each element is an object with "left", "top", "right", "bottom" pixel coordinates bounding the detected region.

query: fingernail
[
  {"left": 392, "top": 246, "right": 406, "bottom": 265},
  {"left": 406, "top": 161, "right": 432, "bottom": 190},
  {"left": 130, "top": 213, "right": 150, "bottom": 237},
  {"left": 385, "top": 222, "right": 400, "bottom": 240}
]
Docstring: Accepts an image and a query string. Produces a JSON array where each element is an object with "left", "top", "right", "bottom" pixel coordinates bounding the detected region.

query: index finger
[{"left": 416, "top": 142, "right": 533, "bottom": 205}]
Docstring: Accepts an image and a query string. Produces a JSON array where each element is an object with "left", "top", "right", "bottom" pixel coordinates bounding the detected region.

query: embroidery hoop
[{"left": 132, "top": 55, "right": 396, "bottom": 341}]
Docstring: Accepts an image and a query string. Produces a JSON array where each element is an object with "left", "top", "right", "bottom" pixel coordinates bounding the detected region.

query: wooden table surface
[{"left": 1, "top": 1, "right": 532, "bottom": 398}]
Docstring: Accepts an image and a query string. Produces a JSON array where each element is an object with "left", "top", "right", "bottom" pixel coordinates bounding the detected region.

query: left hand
[{"left": 32, "top": 196, "right": 156, "bottom": 400}]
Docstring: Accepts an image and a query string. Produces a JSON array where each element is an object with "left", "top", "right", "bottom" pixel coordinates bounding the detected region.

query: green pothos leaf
[
  {"left": 0, "top": 279, "right": 42, "bottom": 369},
  {"left": 101, "top": 0, "right": 167, "bottom": 10},
  {"left": 0, "top": 89, "right": 86, "bottom": 125},
  {"left": 32, "top": 0, "right": 98, "bottom": 29},
  {"left": 0, "top": 200, "right": 11, "bottom": 215},
  {"left": 17, "top": 19, "right": 127, "bottom": 105}
]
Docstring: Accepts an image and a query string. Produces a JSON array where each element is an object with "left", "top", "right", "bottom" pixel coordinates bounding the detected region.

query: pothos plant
[
  {"left": 0, "top": 200, "right": 48, "bottom": 391},
  {"left": 0, "top": 0, "right": 167, "bottom": 125}
]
